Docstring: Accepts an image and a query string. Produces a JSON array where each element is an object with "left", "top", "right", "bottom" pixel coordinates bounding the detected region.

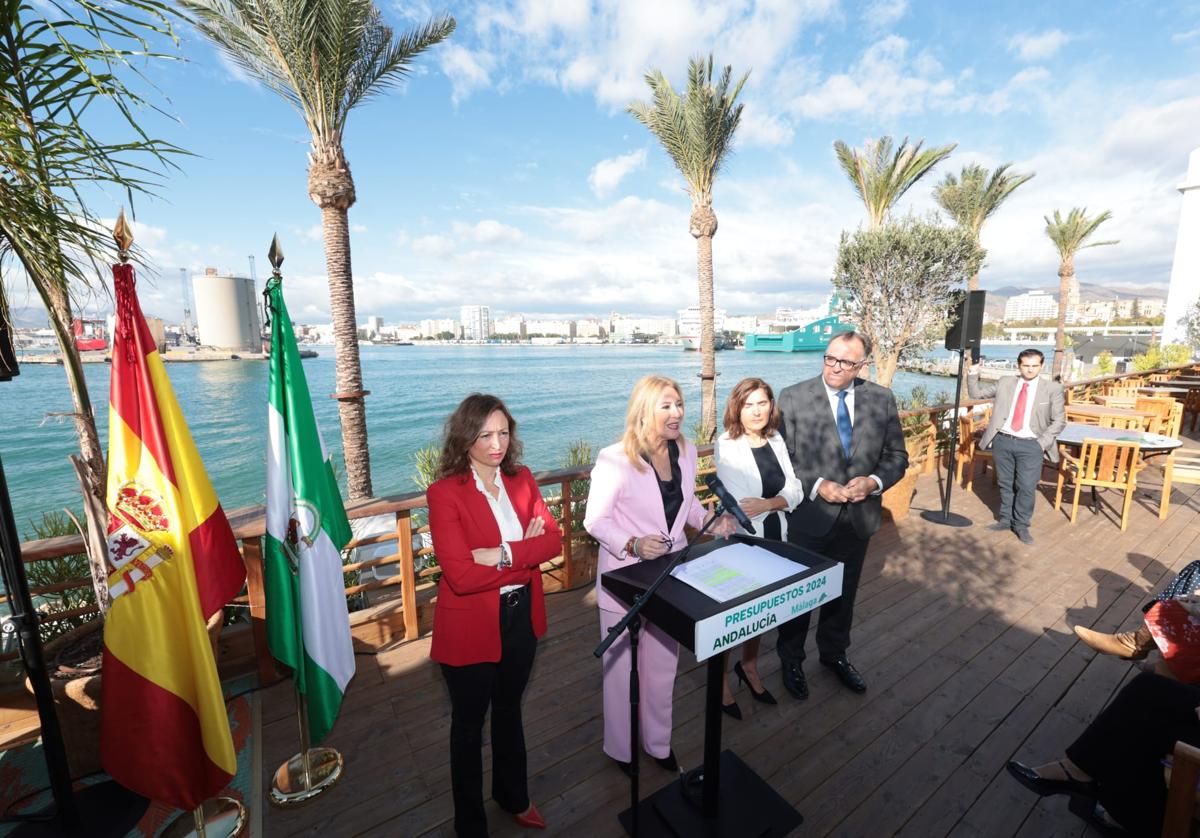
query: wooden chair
[
  {"left": 1154, "top": 448, "right": 1200, "bottom": 519},
  {"left": 1064, "top": 387, "right": 1077, "bottom": 405},
  {"left": 1149, "top": 373, "right": 1173, "bottom": 383},
  {"left": 1099, "top": 415, "right": 1144, "bottom": 431},
  {"left": 1162, "top": 740, "right": 1200, "bottom": 837},
  {"left": 956, "top": 408, "right": 995, "bottom": 490},
  {"left": 1167, "top": 401, "right": 1185, "bottom": 439},
  {"left": 1183, "top": 389, "right": 1200, "bottom": 433},
  {"left": 1054, "top": 439, "right": 1142, "bottom": 530},
  {"left": 1136, "top": 397, "right": 1176, "bottom": 434}
]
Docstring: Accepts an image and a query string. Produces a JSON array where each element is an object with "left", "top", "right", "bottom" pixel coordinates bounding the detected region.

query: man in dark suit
[
  {"left": 776, "top": 331, "right": 909, "bottom": 698},
  {"left": 966, "top": 348, "right": 1065, "bottom": 545}
]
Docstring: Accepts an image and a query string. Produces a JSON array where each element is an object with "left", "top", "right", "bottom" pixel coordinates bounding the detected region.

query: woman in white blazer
[{"left": 714, "top": 377, "right": 804, "bottom": 718}]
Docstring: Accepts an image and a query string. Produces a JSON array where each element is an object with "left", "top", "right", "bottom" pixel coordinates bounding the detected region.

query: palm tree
[
  {"left": 629, "top": 55, "right": 747, "bottom": 440},
  {"left": 934, "top": 163, "right": 1035, "bottom": 290},
  {"left": 1, "top": 0, "right": 182, "bottom": 608},
  {"left": 180, "top": 0, "right": 455, "bottom": 499},
  {"left": 1044, "top": 208, "right": 1117, "bottom": 378},
  {"left": 834, "top": 135, "right": 957, "bottom": 230}
]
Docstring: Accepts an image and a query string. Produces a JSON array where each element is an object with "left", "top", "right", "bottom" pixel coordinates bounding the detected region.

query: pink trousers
[{"left": 599, "top": 607, "right": 679, "bottom": 762}]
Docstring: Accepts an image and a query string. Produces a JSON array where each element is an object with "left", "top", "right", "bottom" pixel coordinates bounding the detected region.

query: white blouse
[{"left": 471, "top": 466, "right": 523, "bottom": 593}]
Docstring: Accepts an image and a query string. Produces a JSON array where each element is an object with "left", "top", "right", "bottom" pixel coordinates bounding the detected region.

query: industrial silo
[{"left": 191, "top": 268, "right": 262, "bottom": 352}]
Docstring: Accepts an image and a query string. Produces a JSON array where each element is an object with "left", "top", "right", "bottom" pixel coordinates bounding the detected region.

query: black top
[
  {"left": 751, "top": 443, "right": 785, "bottom": 540},
  {"left": 646, "top": 439, "right": 684, "bottom": 531}
]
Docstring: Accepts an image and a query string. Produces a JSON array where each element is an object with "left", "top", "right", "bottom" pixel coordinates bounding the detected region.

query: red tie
[{"left": 1011, "top": 381, "right": 1028, "bottom": 432}]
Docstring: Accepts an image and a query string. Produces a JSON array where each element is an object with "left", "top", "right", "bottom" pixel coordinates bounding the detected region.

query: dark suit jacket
[
  {"left": 427, "top": 466, "right": 562, "bottom": 666},
  {"left": 778, "top": 375, "right": 909, "bottom": 539}
]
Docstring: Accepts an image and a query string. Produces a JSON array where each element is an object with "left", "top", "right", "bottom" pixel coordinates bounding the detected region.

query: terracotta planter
[
  {"left": 23, "top": 612, "right": 225, "bottom": 780},
  {"left": 881, "top": 467, "right": 921, "bottom": 521}
]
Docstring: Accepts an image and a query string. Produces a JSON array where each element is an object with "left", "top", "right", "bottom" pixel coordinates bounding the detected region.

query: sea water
[{"left": 1, "top": 343, "right": 1046, "bottom": 535}]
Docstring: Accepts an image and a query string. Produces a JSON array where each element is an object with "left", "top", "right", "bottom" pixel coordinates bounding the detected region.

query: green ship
[{"left": 743, "top": 297, "right": 856, "bottom": 352}]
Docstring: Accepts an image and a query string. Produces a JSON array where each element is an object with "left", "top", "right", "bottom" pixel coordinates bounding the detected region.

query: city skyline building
[{"left": 459, "top": 305, "right": 493, "bottom": 341}]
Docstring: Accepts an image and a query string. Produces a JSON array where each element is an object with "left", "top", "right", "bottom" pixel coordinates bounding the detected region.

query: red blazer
[{"left": 427, "top": 466, "right": 562, "bottom": 666}]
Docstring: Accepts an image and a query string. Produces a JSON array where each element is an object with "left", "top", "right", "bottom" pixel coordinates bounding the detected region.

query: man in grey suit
[
  {"left": 966, "top": 348, "right": 1066, "bottom": 545},
  {"left": 776, "top": 331, "right": 909, "bottom": 699}
]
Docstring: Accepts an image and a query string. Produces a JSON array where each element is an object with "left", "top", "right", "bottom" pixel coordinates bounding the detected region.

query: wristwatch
[
  {"left": 624, "top": 536, "right": 638, "bottom": 558},
  {"left": 497, "top": 542, "right": 512, "bottom": 570}
]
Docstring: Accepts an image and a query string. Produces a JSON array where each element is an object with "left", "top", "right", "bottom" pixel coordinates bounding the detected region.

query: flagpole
[
  {"left": 102, "top": 214, "right": 246, "bottom": 838},
  {"left": 264, "top": 239, "right": 346, "bottom": 808}
]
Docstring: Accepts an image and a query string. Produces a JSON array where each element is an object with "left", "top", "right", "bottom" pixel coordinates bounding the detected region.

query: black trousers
[
  {"left": 440, "top": 587, "right": 538, "bottom": 838},
  {"left": 1066, "top": 672, "right": 1200, "bottom": 836},
  {"left": 991, "top": 433, "right": 1044, "bottom": 533},
  {"left": 777, "top": 508, "right": 870, "bottom": 664}
]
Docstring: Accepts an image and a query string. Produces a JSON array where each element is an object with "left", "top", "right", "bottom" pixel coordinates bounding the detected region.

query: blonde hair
[{"left": 621, "top": 375, "right": 683, "bottom": 470}]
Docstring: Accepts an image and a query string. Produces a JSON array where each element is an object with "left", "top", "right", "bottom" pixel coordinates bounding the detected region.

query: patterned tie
[
  {"left": 836, "top": 390, "right": 853, "bottom": 458},
  {"left": 1011, "top": 381, "right": 1028, "bottom": 432}
]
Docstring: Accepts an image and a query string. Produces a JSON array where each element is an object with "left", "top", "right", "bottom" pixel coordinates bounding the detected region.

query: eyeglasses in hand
[{"left": 823, "top": 355, "right": 865, "bottom": 370}]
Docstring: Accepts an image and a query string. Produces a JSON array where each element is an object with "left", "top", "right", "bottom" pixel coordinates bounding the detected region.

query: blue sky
[{"left": 48, "top": 0, "right": 1200, "bottom": 324}]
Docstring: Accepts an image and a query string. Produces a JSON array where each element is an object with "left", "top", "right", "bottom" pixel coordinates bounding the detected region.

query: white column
[{"left": 1162, "top": 146, "right": 1200, "bottom": 346}]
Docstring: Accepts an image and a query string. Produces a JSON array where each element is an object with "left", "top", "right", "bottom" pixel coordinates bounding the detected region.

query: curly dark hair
[{"left": 435, "top": 393, "right": 523, "bottom": 481}]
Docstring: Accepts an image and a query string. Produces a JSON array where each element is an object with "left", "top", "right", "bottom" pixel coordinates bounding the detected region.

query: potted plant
[{"left": 882, "top": 387, "right": 940, "bottom": 520}]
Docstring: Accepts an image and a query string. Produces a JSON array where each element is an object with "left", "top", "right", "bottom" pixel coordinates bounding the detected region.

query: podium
[{"left": 601, "top": 535, "right": 843, "bottom": 837}]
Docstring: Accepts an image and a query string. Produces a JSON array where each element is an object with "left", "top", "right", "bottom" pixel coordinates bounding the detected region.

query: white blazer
[{"left": 714, "top": 431, "right": 805, "bottom": 541}]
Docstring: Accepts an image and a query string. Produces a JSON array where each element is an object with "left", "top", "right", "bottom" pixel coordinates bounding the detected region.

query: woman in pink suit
[{"left": 585, "top": 375, "right": 733, "bottom": 775}]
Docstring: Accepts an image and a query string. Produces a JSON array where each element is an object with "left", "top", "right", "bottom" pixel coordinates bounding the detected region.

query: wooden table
[
  {"left": 1064, "top": 404, "right": 1155, "bottom": 422},
  {"left": 1148, "top": 380, "right": 1200, "bottom": 388},
  {"left": 1139, "top": 386, "right": 1189, "bottom": 397},
  {"left": 1056, "top": 423, "right": 1182, "bottom": 451},
  {"left": 1093, "top": 394, "right": 1139, "bottom": 406}
]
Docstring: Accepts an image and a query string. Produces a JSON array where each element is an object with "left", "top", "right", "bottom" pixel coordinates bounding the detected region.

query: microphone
[{"left": 703, "top": 474, "right": 755, "bottom": 533}]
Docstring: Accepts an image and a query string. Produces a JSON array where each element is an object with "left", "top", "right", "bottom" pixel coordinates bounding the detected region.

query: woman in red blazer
[{"left": 427, "top": 394, "right": 561, "bottom": 838}]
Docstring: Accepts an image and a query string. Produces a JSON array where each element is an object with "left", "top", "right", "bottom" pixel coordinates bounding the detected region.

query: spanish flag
[{"left": 99, "top": 263, "right": 246, "bottom": 810}]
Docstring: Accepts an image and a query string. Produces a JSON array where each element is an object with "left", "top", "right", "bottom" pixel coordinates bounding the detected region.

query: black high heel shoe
[
  {"left": 1006, "top": 760, "right": 1099, "bottom": 800},
  {"left": 734, "top": 661, "right": 777, "bottom": 705},
  {"left": 721, "top": 699, "right": 742, "bottom": 720}
]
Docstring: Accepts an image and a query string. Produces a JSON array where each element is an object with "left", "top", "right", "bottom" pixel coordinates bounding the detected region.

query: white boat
[{"left": 678, "top": 305, "right": 729, "bottom": 351}]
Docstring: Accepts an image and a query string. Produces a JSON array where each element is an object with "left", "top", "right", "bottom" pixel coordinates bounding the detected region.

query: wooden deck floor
[{"left": 259, "top": 447, "right": 1200, "bottom": 837}]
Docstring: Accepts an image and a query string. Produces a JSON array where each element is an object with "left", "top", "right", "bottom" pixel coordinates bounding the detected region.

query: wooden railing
[{"left": 8, "top": 363, "right": 1198, "bottom": 678}]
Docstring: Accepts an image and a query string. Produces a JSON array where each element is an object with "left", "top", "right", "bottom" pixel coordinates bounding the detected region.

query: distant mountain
[{"left": 981, "top": 282, "right": 1167, "bottom": 320}]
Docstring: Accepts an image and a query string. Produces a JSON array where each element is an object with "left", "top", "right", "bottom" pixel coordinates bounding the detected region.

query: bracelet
[
  {"left": 632, "top": 538, "right": 640, "bottom": 558},
  {"left": 623, "top": 536, "right": 637, "bottom": 558}
]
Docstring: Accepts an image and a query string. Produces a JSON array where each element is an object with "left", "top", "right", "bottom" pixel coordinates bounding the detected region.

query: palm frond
[
  {"left": 934, "top": 162, "right": 1034, "bottom": 237},
  {"left": 627, "top": 53, "right": 747, "bottom": 205},
  {"left": 179, "top": 0, "right": 455, "bottom": 143},
  {"left": 1043, "top": 208, "right": 1118, "bottom": 259},
  {"left": 834, "top": 135, "right": 957, "bottom": 229}
]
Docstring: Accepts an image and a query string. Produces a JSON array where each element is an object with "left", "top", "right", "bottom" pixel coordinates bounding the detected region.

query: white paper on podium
[{"left": 670, "top": 542, "right": 807, "bottom": 603}]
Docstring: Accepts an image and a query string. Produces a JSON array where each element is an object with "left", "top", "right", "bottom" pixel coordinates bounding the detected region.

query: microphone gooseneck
[{"left": 703, "top": 474, "right": 755, "bottom": 533}]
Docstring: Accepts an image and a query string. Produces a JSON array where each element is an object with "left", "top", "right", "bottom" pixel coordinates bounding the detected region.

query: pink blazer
[{"left": 584, "top": 440, "right": 707, "bottom": 612}]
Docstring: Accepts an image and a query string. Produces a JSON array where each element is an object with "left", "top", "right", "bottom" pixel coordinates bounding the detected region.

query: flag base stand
[
  {"left": 160, "top": 797, "right": 246, "bottom": 838},
  {"left": 268, "top": 747, "right": 343, "bottom": 808}
]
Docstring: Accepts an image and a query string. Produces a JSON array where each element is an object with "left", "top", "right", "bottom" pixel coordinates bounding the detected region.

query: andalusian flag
[
  {"left": 100, "top": 263, "right": 245, "bottom": 809},
  {"left": 264, "top": 274, "right": 354, "bottom": 743}
]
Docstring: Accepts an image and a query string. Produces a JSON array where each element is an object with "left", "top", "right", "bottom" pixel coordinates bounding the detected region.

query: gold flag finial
[
  {"left": 113, "top": 209, "right": 134, "bottom": 262},
  {"left": 268, "top": 234, "right": 284, "bottom": 276}
]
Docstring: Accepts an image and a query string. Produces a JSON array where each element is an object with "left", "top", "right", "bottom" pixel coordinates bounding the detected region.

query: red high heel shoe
[{"left": 514, "top": 802, "right": 546, "bottom": 830}]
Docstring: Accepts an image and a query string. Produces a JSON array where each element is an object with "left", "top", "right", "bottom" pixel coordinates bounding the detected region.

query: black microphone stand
[
  {"left": 922, "top": 299, "right": 974, "bottom": 528},
  {"left": 593, "top": 506, "right": 729, "bottom": 838}
]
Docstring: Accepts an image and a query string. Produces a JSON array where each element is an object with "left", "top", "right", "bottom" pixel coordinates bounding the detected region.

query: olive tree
[{"left": 832, "top": 215, "right": 983, "bottom": 386}]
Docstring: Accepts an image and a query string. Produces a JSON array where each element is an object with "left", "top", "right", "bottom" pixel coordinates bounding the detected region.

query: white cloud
[
  {"left": 454, "top": 219, "right": 524, "bottom": 244},
  {"left": 784, "top": 36, "right": 956, "bottom": 119},
  {"left": 464, "top": 0, "right": 840, "bottom": 110},
  {"left": 439, "top": 44, "right": 493, "bottom": 104},
  {"left": 351, "top": 224, "right": 368, "bottom": 234},
  {"left": 588, "top": 149, "right": 647, "bottom": 197},
  {"left": 411, "top": 234, "right": 454, "bottom": 257},
  {"left": 1173, "top": 27, "right": 1200, "bottom": 44},
  {"left": 863, "top": 0, "right": 908, "bottom": 31},
  {"left": 1007, "top": 29, "right": 1072, "bottom": 62},
  {"left": 298, "top": 224, "right": 323, "bottom": 242}
]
